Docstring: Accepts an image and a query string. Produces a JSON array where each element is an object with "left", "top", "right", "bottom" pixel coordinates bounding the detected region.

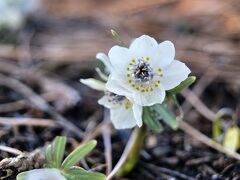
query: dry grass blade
[
  {"left": 181, "top": 88, "right": 216, "bottom": 121},
  {"left": 102, "top": 112, "right": 112, "bottom": 175},
  {"left": 0, "top": 117, "right": 57, "bottom": 127},
  {"left": 180, "top": 121, "right": 240, "bottom": 161},
  {"left": 182, "top": 67, "right": 219, "bottom": 114},
  {"left": 0, "top": 73, "right": 84, "bottom": 138},
  {"left": 0, "top": 145, "right": 23, "bottom": 156}
]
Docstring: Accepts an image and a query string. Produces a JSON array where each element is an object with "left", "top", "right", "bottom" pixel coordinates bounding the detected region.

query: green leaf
[
  {"left": 53, "top": 136, "right": 67, "bottom": 168},
  {"left": 63, "top": 167, "right": 106, "bottom": 180},
  {"left": 61, "top": 140, "right": 97, "bottom": 170},
  {"left": 169, "top": 95, "right": 184, "bottom": 120},
  {"left": 16, "top": 172, "right": 28, "bottom": 180},
  {"left": 152, "top": 104, "right": 179, "bottom": 130},
  {"left": 223, "top": 126, "right": 240, "bottom": 152},
  {"left": 44, "top": 144, "right": 55, "bottom": 168},
  {"left": 167, "top": 76, "right": 196, "bottom": 95},
  {"left": 143, "top": 107, "right": 163, "bottom": 133},
  {"left": 45, "top": 144, "right": 53, "bottom": 163},
  {"left": 212, "top": 117, "right": 222, "bottom": 142}
]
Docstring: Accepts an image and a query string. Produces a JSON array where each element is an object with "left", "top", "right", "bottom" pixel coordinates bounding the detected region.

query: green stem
[{"left": 116, "top": 125, "right": 147, "bottom": 177}]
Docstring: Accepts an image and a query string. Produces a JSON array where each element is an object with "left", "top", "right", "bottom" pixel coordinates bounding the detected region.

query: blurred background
[{"left": 0, "top": 0, "right": 240, "bottom": 179}]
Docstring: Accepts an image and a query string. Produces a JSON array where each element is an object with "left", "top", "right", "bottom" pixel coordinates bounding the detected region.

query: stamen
[
  {"left": 132, "top": 59, "right": 154, "bottom": 83},
  {"left": 124, "top": 100, "right": 132, "bottom": 109},
  {"left": 126, "top": 58, "right": 163, "bottom": 93}
]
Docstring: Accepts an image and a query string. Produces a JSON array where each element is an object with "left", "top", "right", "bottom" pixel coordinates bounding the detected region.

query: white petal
[
  {"left": 133, "top": 87, "right": 166, "bottom": 106},
  {"left": 98, "top": 95, "right": 113, "bottom": 109},
  {"left": 96, "top": 53, "right": 113, "bottom": 73},
  {"left": 151, "top": 41, "right": 175, "bottom": 68},
  {"left": 132, "top": 104, "right": 143, "bottom": 127},
  {"left": 110, "top": 105, "right": 137, "bottom": 129},
  {"left": 108, "top": 46, "right": 132, "bottom": 75},
  {"left": 105, "top": 75, "right": 132, "bottom": 98},
  {"left": 25, "top": 168, "right": 66, "bottom": 180},
  {"left": 80, "top": 78, "right": 105, "bottom": 91},
  {"left": 129, "top": 35, "right": 158, "bottom": 59},
  {"left": 161, "top": 60, "right": 191, "bottom": 90}
]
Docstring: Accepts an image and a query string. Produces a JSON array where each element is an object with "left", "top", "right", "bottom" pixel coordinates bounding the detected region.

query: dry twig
[{"left": 0, "top": 149, "right": 45, "bottom": 179}]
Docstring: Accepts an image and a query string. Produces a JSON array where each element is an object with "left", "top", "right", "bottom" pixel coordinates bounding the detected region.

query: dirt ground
[{"left": 0, "top": 0, "right": 240, "bottom": 179}]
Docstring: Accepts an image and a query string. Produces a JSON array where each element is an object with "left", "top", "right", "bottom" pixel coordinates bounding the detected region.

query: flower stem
[{"left": 116, "top": 125, "right": 147, "bottom": 177}]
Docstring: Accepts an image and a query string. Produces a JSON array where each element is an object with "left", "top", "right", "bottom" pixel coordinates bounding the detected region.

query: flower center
[
  {"left": 126, "top": 57, "right": 163, "bottom": 93},
  {"left": 133, "top": 59, "right": 153, "bottom": 83}
]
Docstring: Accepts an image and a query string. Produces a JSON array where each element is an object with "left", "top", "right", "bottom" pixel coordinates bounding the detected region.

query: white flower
[
  {"left": 19, "top": 168, "right": 66, "bottom": 180},
  {"left": 98, "top": 91, "right": 142, "bottom": 129},
  {"left": 80, "top": 77, "right": 143, "bottom": 129},
  {"left": 105, "top": 35, "right": 191, "bottom": 106}
]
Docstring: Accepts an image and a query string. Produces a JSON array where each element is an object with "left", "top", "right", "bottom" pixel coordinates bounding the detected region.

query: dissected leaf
[
  {"left": 223, "top": 126, "right": 240, "bottom": 152},
  {"left": 61, "top": 140, "right": 97, "bottom": 170},
  {"left": 153, "top": 103, "right": 178, "bottom": 130},
  {"left": 53, "top": 136, "right": 67, "bottom": 168},
  {"left": 167, "top": 76, "right": 196, "bottom": 95},
  {"left": 63, "top": 167, "right": 106, "bottom": 180},
  {"left": 143, "top": 107, "right": 163, "bottom": 133}
]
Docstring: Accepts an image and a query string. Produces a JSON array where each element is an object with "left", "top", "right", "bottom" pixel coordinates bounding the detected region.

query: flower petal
[
  {"left": 132, "top": 104, "right": 143, "bottom": 127},
  {"left": 110, "top": 106, "right": 137, "bottom": 129},
  {"left": 151, "top": 41, "right": 175, "bottom": 68},
  {"left": 161, "top": 60, "right": 191, "bottom": 90},
  {"left": 98, "top": 95, "right": 113, "bottom": 109},
  {"left": 129, "top": 35, "right": 158, "bottom": 59},
  {"left": 106, "top": 75, "right": 132, "bottom": 98},
  {"left": 133, "top": 87, "right": 166, "bottom": 106},
  {"left": 108, "top": 46, "right": 132, "bottom": 74},
  {"left": 96, "top": 52, "right": 113, "bottom": 73}
]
